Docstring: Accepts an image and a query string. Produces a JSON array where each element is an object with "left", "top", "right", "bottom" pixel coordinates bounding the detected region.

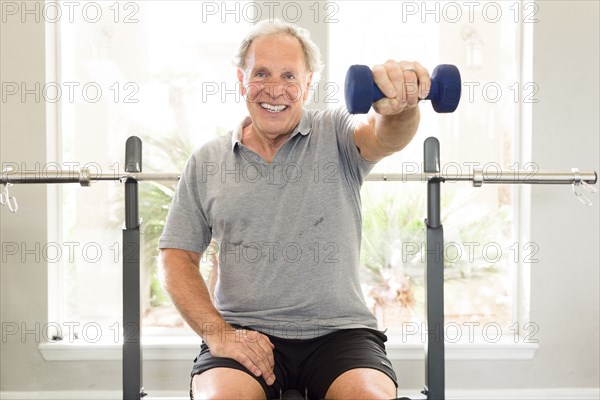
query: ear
[
  {"left": 237, "top": 68, "right": 246, "bottom": 97},
  {"left": 302, "top": 72, "right": 314, "bottom": 103}
]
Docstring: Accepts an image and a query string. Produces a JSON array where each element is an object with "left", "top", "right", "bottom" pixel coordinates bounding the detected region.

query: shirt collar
[{"left": 230, "top": 110, "right": 312, "bottom": 151}]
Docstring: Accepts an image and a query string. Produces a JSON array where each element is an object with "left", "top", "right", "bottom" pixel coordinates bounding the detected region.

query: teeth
[{"left": 260, "top": 103, "right": 287, "bottom": 113}]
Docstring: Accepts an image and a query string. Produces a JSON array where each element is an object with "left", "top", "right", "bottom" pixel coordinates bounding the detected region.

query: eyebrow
[{"left": 249, "top": 64, "right": 300, "bottom": 75}]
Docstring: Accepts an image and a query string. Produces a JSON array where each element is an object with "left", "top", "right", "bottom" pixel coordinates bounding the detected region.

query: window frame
[{"left": 42, "top": 0, "right": 537, "bottom": 360}]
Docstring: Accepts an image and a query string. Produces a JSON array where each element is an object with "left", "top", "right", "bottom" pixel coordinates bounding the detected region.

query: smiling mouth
[{"left": 260, "top": 103, "right": 288, "bottom": 113}]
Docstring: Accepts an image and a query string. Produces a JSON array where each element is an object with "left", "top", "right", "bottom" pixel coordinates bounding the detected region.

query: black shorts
[{"left": 190, "top": 327, "right": 398, "bottom": 400}]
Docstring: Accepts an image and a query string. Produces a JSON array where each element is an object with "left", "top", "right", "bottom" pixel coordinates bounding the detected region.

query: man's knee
[
  {"left": 325, "top": 368, "right": 397, "bottom": 399},
  {"left": 191, "top": 367, "right": 266, "bottom": 400}
]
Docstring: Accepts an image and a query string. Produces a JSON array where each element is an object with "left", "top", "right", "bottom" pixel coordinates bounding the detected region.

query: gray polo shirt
[{"left": 159, "top": 107, "right": 380, "bottom": 339}]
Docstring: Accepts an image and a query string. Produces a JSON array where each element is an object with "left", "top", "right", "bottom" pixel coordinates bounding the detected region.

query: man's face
[{"left": 238, "top": 33, "right": 313, "bottom": 140}]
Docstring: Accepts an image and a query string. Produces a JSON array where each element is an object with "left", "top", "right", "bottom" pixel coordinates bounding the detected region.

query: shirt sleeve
[
  {"left": 331, "top": 107, "right": 378, "bottom": 185},
  {"left": 158, "top": 152, "right": 212, "bottom": 254}
]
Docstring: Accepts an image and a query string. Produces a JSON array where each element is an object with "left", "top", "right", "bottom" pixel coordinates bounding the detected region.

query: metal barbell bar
[{"left": 2, "top": 169, "right": 597, "bottom": 186}]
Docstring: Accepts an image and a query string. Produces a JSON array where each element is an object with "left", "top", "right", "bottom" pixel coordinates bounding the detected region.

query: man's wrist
[
  {"left": 376, "top": 106, "right": 420, "bottom": 150},
  {"left": 202, "top": 320, "right": 235, "bottom": 347}
]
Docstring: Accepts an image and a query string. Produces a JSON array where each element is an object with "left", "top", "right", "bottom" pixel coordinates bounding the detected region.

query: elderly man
[{"left": 158, "top": 20, "right": 430, "bottom": 399}]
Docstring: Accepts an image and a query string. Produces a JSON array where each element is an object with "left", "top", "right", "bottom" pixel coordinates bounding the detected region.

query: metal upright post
[
  {"left": 123, "top": 136, "right": 144, "bottom": 400},
  {"left": 423, "top": 137, "right": 445, "bottom": 400}
]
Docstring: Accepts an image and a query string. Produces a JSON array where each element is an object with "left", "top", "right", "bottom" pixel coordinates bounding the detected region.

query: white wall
[{"left": 1, "top": 0, "right": 598, "bottom": 397}]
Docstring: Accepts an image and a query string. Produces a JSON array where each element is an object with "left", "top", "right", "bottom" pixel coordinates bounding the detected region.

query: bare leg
[
  {"left": 325, "top": 368, "right": 396, "bottom": 399},
  {"left": 192, "top": 367, "right": 266, "bottom": 400}
]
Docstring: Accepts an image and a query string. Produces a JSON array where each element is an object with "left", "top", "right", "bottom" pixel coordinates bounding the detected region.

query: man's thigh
[
  {"left": 191, "top": 367, "right": 266, "bottom": 400},
  {"left": 190, "top": 342, "right": 282, "bottom": 399},
  {"left": 299, "top": 328, "right": 398, "bottom": 399}
]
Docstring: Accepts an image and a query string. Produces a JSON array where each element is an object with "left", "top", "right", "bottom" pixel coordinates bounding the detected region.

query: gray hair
[{"left": 234, "top": 19, "right": 324, "bottom": 74}]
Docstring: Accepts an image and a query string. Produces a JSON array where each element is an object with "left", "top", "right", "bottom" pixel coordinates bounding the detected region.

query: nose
[
  {"left": 243, "top": 81, "right": 285, "bottom": 103},
  {"left": 265, "top": 80, "right": 304, "bottom": 104},
  {"left": 263, "top": 79, "right": 287, "bottom": 100}
]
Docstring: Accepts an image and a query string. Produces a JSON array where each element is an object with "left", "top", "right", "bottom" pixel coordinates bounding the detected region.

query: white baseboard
[
  {"left": 408, "top": 388, "right": 600, "bottom": 400},
  {"left": 1, "top": 388, "right": 599, "bottom": 400},
  {"left": 0, "top": 391, "right": 121, "bottom": 400},
  {"left": 0, "top": 391, "right": 185, "bottom": 400}
]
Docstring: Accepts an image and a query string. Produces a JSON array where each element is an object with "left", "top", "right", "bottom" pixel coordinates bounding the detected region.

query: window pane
[
  {"left": 59, "top": 1, "right": 252, "bottom": 334},
  {"left": 328, "top": 1, "right": 520, "bottom": 336}
]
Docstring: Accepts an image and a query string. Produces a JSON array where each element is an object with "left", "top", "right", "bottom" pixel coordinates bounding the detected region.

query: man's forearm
[
  {"left": 159, "top": 249, "right": 276, "bottom": 384},
  {"left": 159, "top": 250, "right": 229, "bottom": 344},
  {"left": 373, "top": 106, "right": 420, "bottom": 155}
]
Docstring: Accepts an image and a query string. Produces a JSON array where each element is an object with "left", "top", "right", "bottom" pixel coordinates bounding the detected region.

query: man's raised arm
[{"left": 353, "top": 60, "right": 431, "bottom": 162}]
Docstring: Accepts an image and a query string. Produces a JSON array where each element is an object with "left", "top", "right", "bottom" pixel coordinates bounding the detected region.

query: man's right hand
[{"left": 205, "top": 325, "right": 276, "bottom": 386}]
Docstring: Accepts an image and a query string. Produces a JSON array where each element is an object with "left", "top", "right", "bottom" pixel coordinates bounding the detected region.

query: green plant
[{"left": 359, "top": 182, "right": 511, "bottom": 327}]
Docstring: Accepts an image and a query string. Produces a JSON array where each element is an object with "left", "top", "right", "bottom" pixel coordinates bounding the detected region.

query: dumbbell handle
[
  {"left": 345, "top": 64, "right": 461, "bottom": 114},
  {"left": 370, "top": 73, "right": 436, "bottom": 102}
]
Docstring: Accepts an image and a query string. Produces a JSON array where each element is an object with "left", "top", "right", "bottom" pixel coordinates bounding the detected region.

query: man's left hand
[{"left": 371, "top": 60, "right": 431, "bottom": 116}]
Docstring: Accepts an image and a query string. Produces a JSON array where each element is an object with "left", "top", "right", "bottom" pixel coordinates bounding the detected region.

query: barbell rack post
[
  {"left": 122, "top": 136, "right": 145, "bottom": 400},
  {"left": 423, "top": 137, "right": 445, "bottom": 399}
]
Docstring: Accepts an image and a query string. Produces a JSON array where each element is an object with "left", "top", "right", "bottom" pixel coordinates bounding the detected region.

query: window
[
  {"left": 56, "top": 1, "right": 251, "bottom": 336},
  {"left": 53, "top": 1, "right": 530, "bottom": 342},
  {"left": 328, "top": 1, "right": 527, "bottom": 338}
]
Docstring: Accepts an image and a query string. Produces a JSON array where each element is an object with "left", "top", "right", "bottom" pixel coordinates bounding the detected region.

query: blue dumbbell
[{"left": 344, "top": 64, "right": 461, "bottom": 114}]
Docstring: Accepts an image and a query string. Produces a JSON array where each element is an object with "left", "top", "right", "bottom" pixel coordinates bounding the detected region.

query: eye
[
  {"left": 254, "top": 70, "right": 268, "bottom": 79},
  {"left": 284, "top": 72, "right": 296, "bottom": 80}
]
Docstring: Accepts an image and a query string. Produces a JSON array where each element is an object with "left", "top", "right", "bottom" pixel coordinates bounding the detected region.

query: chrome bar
[
  {"left": 362, "top": 170, "right": 598, "bottom": 185},
  {"left": 2, "top": 170, "right": 597, "bottom": 185}
]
